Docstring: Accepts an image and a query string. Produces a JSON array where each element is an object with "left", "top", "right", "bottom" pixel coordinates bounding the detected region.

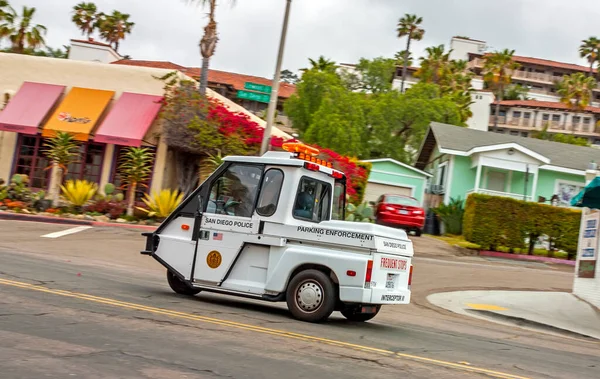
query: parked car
[{"left": 372, "top": 194, "right": 425, "bottom": 236}]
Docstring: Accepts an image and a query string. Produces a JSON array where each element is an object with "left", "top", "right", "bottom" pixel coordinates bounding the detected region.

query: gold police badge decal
[{"left": 206, "top": 250, "right": 222, "bottom": 269}]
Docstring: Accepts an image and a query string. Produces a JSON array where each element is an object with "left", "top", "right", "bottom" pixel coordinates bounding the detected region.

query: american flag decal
[{"left": 213, "top": 232, "right": 223, "bottom": 241}]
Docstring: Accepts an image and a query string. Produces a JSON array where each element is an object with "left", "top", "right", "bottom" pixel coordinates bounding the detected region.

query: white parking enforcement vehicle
[{"left": 141, "top": 143, "right": 414, "bottom": 323}]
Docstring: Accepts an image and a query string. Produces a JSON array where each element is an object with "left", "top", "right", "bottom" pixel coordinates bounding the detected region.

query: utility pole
[{"left": 259, "top": 0, "right": 293, "bottom": 155}]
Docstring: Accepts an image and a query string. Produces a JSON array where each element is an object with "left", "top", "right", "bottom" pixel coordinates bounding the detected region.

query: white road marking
[{"left": 41, "top": 226, "right": 93, "bottom": 239}]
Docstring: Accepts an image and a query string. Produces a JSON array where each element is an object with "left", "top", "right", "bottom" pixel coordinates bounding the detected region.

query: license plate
[
  {"left": 399, "top": 210, "right": 409, "bottom": 215},
  {"left": 386, "top": 273, "right": 396, "bottom": 289}
]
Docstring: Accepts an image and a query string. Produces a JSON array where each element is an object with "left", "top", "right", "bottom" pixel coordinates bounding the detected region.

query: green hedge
[{"left": 463, "top": 194, "right": 581, "bottom": 258}]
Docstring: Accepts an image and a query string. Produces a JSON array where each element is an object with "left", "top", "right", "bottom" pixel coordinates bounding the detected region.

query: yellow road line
[{"left": 0, "top": 278, "right": 530, "bottom": 379}]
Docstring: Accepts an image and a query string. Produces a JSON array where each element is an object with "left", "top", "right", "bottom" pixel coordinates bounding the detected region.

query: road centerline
[
  {"left": 41, "top": 226, "right": 93, "bottom": 239},
  {"left": 0, "top": 277, "right": 530, "bottom": 379}
]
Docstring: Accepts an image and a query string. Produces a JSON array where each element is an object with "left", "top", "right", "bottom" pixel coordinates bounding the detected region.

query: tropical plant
[
  {"left": 579, "top": 37, "right": 600, "bottom": 77},
  {"left": 0, "top": 0, "right": 9, "bottom": 21},
  {"left": 3, "top": 174, "right": 32, "bottom": 203},
  {"left": 345, "top": 202, "right": 374, "bottom": 223},
  {"left": 394, "top": 50, "right": 413, "bottom": 68},
  {"left": 0, "top": 5, "right": 47, "bottom": 53},
  {"left": 118, "top": 147, "right": 155, "bottom": 217},
  {"left": 415, "top": 45, "right": 451, "bottom": 85},
  {"left": 482, "top": 49, "right": 521, "bottom": 132},
  {"left": 72, "top": 2, "right": 98, "bottom": 38},
  {"left": 44, "top": 132, "right": 80, "bottom": 207},
  {"left": 397, "top": 14, "right": 424, "bottom": 93},
  {"left": 60, "top": 179, "right": 98, "bottom": 208},
  {"left": 280, "top": 69, "right": 299, "bottom": 84},
  {"left": 96, "top": 10, "right": 134, "bottom": 52},
  {"left": 306, "top": 56, "right": 337, "bottom": 73},
  {"left": 433, "top": 197, "right": 464, "bottom": 235},
  {"left": 503, "top": 84, "right": 530, "bottom": 101},
  {"left": 137, "top": 189, "right": 184, "bottom": 219},
  {"left": 187, "top": 0, "right": 236, "bottom": 95},
  {"left": 556, "top": 72, "right": 596, "bottom": 111}
]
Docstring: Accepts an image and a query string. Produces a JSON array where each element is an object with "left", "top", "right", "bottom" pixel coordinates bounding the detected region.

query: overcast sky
[{"left": 8, "top": 0, "right": 600, "bottom": 78}]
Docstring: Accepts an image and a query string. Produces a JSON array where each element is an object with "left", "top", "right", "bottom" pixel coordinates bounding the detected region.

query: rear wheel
[
  {"left": 341, "top": 305, "right": 381, "bottom": 322},
  {"left": 414, "top": 228, "right": 423, "bottom": 237},
  {"left": 167, "top": 271, "right": 201, "bottom": 296},
  {"left": 286, "top": 269, "right": 336, "bottom": 323}
]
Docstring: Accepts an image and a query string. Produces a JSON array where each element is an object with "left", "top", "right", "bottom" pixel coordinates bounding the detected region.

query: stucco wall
[
  {"left": 367, "top": 160, "right": 428, "bottom": 205},
  {"left": 449, "top": 156, "right": 476, "bottom": 201}
]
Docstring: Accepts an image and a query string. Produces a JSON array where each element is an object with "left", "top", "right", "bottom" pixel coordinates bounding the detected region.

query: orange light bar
[{"left": 282, "top": 142, "right": 320, "bottom": 156}]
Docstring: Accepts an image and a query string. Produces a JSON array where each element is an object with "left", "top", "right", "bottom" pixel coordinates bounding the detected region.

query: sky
[{"left": 7, "top": 0, "right": 600, "bottom": 78}]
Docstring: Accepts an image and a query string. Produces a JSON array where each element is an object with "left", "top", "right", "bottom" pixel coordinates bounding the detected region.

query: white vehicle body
[{"left": 141, "top": 148, "right": 414, "bottom": 322}]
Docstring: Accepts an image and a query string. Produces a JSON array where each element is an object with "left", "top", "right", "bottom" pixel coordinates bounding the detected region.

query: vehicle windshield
[
  {"left": 385, "top": 196, "right": 419, "bottom": 206},
  {"left": 332, "top": 180, "right": 346, "bottom": 220}
]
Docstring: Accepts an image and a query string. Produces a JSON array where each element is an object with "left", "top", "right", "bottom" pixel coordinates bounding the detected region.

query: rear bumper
[
  {"left": 376, "top": 212, "right": 424, "bottom": 229},
  {"left": 339, "top": 286, "right": 411, "bottom": 305}
]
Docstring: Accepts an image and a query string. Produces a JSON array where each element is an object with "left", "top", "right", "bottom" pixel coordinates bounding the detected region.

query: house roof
[
  {"left": 111, "top": 59, "right": 297, "bottom": 99},
  {"left": 71, "top": 38, "right": 113, "bottom": 48},
  {"left": 496, "top": 100, "right": 600, "bottom": 114},
  {"left": 477, "top": 53, "right": 595, "bottom": 73},
  {"left": 361, "top": 158, "right": 432, "bottom": 177},
  {"left": 415, "top": 122, "right": 600, "bottom": 173}
]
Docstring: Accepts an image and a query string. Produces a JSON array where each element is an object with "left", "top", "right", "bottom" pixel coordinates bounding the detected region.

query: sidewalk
[{"left": 428, "top": 290, "right": 600, "bottom": 340}]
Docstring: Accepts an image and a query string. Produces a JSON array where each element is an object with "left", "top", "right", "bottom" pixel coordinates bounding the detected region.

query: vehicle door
[{"left": 192, "top": 163, "right": 264, "bottom": 285}]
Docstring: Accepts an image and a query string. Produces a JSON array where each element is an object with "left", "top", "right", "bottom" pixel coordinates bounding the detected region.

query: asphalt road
[{"left": 1, "top": 220, "right": 599, "bottom": 379}]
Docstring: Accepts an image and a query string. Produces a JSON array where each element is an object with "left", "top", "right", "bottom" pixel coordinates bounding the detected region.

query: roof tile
[{"left": 497, "top": 100, "right": 600, "bottom": 114}]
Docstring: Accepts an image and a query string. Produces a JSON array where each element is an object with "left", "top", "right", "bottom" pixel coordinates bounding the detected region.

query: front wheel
[
  {"left": 341, "top": 305, "right": 381, "bottom": 322},
  {"left": 167, "top": 271, "right": 201, "bottom": 296},
  {"left": 286, "top": 269, "right": 336, "bottom": 323}
]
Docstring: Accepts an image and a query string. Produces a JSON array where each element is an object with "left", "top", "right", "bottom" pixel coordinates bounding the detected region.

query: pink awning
[
  {"left": 93, "top": 92, "right": 163, "bottom": 147},
  {"left": 0, "top": 82, "right": 65, "bottom": 135}
]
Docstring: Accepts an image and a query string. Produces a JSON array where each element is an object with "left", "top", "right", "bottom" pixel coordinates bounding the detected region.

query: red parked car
[{"left": 372, "top": 194, "right": 425, "bottom": 236}]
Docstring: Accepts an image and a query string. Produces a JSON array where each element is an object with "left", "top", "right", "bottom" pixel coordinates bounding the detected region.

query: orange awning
[{"left": 42, "top": 87, "right": 115, "bottom": 141}]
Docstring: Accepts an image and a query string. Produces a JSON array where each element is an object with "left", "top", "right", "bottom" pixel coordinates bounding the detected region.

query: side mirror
[{"left": 368, "top": 201, "right": 375, "bottom": 206}]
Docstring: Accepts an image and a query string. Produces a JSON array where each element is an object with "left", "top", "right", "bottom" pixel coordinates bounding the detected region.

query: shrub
[
  {"left": 61, "top": 180, "right": 98, "bottom": 208},
  {"left": 433, "top": 197, "right": 464, "bottom": 235},
  {"left": 345, "top": 202, "right": 374, "bottom": 222},
  {"left": 84, "top": 199, "right": 126, "bottom": 219},
  {"left": 137, "top": 189, "right": 184, "bottom": 219},
  {"left": 463, "top": 194, "right": 581, "bottom": 258}
]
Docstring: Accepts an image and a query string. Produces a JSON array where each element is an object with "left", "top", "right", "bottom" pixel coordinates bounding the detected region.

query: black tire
[
  {"left": 414, "top": 228, "right": 423, "bottom": 237},
  {"left": 167, "top": 271, "right": 201, "bottom": 296},
  {"left": 341, "top": 305, "right": 381, "bottom": 322},
  {"left": 286, "top": 269, "right": 336, "bottom": 323}
]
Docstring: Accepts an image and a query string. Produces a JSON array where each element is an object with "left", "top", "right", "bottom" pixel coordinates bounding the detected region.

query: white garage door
[{"left": 364, "top": 182, "right": 412, "bottom": 204}]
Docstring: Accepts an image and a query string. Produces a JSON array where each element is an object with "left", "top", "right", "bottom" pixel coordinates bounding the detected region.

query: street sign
[
  {"left": 244, "top": 82, "right": 272, "bottom": 94},
  {"left": 237, "top": 90, "right": 271, "bottom": 103}
]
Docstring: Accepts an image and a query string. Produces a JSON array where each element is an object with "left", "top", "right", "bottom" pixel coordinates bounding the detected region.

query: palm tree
[
  {"left": 186, "top": 0, "right": 237, "bottom": 96},
  {"left": 579, "top": 37, "right": 600, "bottom": 77},
  {"left": 72, "top": 2, "right": 98, "bottom": 39},
  {"left": 0, "top": 0, "right": 9, "bottom": 20},
  {"left": 97, "top": 10, "right": 134, "bottom": 52},
  {"left": 482, "top": 49, "right": 521, "bottom": 131},
  {"left": 0, "top": 6, "right": 47, "bottom": 54},
  {"left": 556, "top": 72, "right": 596, "bottom": 111},
  {"left": 397, "top": 14, "right": 425, "bottom": 93},
  {"left": 44, "top": 132, "right": 80, "bottom": 207},
  {"left": 308, "top": 56, "right": 337, "bottom": 72},
  {"left": 394, "top": 50, "right": 413, "bottom": 68},
  {"left": 415, "top": 45, "right": 451, "bottom": 84},
  {"left": 118, "top": 147, "right": 155, "bottom": 217}
]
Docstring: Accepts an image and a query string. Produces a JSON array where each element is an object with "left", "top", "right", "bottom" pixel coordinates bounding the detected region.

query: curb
[
  {"left": 479, "top": 250, "right": 575, "bottom": 266},
  {"left": 0, "top": 211, "right": 158, "bottom": 231},
  {"left": 469, "top": 309, "right": 598, "bottom": 341}
]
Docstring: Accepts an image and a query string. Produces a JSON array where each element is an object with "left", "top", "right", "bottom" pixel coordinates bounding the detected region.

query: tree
[
  {"left": 0, "top": 6, "right": 46, "bottom": 54},
  {"left": 556, "top": 72, "right": 596, "bottom": 110},
  {"left": 186, "top": 0, "right": 236, "bottom": 96},
  {"left": 579, "top": 37, "right": 600, "bottom": 77},
  {"left": 353, "top": 57, "right": 396, "bottom": 94},
  {"left": 306, "top": 56, "right": 337, "bottom": 73},
  {"left": 482, "top": 49, "right": 521, "bottom": 132},
  {"left": 415, "top": 44, "right": 451, "bottom": 85},
  {"left": 280, "top": 69, "right": 299, "bottom": 84},
  {"left": 0, "top": 0, "right": 9, "bottom": 20},
  {"left": 118, "top": 147, "right": 155, "bottom": 217},
  {"left": 44, "top": 132, "right": 80, "bottom": 207},
  {"left": 96, "top": 10, "right": 134, "bottom": 52},
  {"left": 397, "top": 14, "right": 424, "bottom": 93},
  {"left": 503, "top": 84, "right": 530, "bottom": 101},
  {"left": 394, "top": 50, "right": 413, "bottom": 67},
  {"left": 72, "top": 2, "right": 98, "bottom": 38},
  {"left": 532, "top": 125, "right": 590, "bottom": 146}
]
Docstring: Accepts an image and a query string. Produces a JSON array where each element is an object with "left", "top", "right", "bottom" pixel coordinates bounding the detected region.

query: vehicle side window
[
  {"left": 206, "top": 164, "right": 263, "bottom": 218},
  {"left": 293, "top": 176, "right": 331, "bottom": 223},
  {"left": 256, "top": 169, "right": 284, "bottom": 217}
]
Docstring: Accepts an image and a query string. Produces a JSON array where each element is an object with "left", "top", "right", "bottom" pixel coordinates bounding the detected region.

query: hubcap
[{"left": 296, "top": 280, "right": 323, "bottom": 313}]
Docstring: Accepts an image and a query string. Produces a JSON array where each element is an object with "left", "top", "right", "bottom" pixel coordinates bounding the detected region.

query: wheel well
[{"left": 289, "top": 264, "right": 340, "bottom": 285}]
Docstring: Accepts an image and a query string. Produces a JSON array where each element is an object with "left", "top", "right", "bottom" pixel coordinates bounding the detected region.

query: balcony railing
[{"left": 467, "top": 189, "right": 532, "bottom": 201}]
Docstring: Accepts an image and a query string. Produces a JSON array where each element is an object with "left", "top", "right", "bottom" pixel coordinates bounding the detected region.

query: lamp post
[{"left": 259, "top": 0, "right": 293, "bottom": 156}]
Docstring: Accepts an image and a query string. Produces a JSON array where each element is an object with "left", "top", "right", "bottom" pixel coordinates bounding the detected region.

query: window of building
[
  {"left": 293, "top": 176, "right": 331, "bottom": 222},
  {"left": 64, "top": 143, "right": 105, "bottom": 184},
  {"left": 513, "top": 111, "right": 522, "bottom": 118},
  {"left": 552, "top": 114, "right": 561, "bottom": 122},
  {"left": 573, "top": 116, "right": 581, "bottom": 124},
  {"left": 12, "top": 135, "right": 51, "bottom": 189},
  {"left": 583, "top": 117, "right": 591, "bottom": 124},
  {"left": 523, "top": 112, "right": 531, "bottom": 119},
  {"left": 206, "top": 164, "right": 263, "bottom": 218},
  {"left": 109, "top": 146, "right": 158, "bottom": 200},
  {"left": 509, "top": 130, "right": 519, "bottom": 136},
  {"left": 521, "top": 132, "right": 528, "bottom": 137},
  {"left": 594, "top": 138, "right": 600, "bottom": 145},
  {"left": 255, "top": 169, "right": 284, "bottom": 217},
  {"left": 496, "top": 129, "right": 505, "bottom": 134},
  {"left": 542, "top": 114, "right": 550, "bottom": 121}
]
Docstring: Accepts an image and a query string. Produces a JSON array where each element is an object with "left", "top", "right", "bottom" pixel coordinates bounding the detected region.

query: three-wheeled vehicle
[{"left": 141, "top": 143, "right": 414, "bottom": 323}]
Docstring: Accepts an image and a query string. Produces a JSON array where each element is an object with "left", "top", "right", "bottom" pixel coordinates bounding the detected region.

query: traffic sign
[
  {"left": 244, "top": 82, "right": 272, "bottom": 94},
  {"left": 237, "top": 90, "right": 271, "bottom": 103}
]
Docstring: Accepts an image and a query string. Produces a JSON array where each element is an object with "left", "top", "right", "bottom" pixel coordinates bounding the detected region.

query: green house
[
  {"left": 415, "top": 122, "right": 600, "bottom": 207},
  {"left": 361, "top": 158, "right": 432, "bottom": 206}
]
